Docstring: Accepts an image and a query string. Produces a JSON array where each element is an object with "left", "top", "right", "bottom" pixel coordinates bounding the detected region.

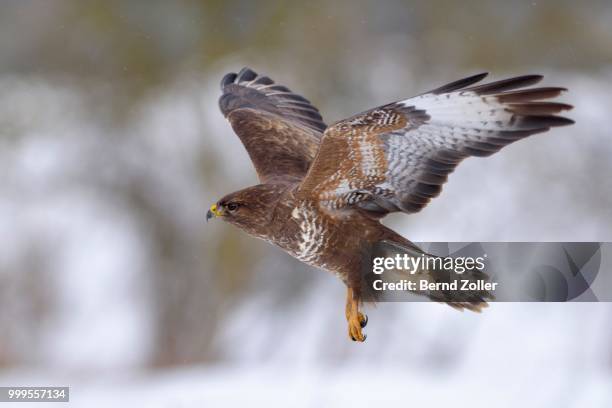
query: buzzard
[{"left": 207, "top": 67, "right": 573, "bottom": 342}]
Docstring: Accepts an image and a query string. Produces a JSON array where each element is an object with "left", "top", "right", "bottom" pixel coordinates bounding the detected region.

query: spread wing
[
  {"left": 297, "top": 73, "right": 574, "bottom": 216},
  {"left": 219, "top": 67, "right": 326, "bottom": 183}
]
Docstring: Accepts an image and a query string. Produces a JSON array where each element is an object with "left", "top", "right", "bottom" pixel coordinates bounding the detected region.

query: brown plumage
[{"left": 208, "top": 67, "right": 574, "bottom": 342}]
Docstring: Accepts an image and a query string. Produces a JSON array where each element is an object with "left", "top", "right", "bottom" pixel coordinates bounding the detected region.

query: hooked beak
[{"left": 206, "top": 204, "right": 223, "bottom": 222}]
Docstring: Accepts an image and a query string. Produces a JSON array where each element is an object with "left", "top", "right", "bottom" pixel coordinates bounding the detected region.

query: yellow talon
[{"left": 345, "top": 288, "right": 367, "bottom": 342}]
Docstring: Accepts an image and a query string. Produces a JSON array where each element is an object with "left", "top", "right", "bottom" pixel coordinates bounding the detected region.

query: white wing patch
[{"left": 400, "top": 92, "right": 513, "bottom": 130}]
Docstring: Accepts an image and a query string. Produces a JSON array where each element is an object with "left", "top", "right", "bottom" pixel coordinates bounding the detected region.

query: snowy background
[{"left": 1, "top": 1, "right": 611, "bottom": 407}]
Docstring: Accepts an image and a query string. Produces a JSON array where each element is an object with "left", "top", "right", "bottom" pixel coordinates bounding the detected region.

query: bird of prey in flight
[{"left": 207, "top": 67, "right": 573, "bottom": 342}]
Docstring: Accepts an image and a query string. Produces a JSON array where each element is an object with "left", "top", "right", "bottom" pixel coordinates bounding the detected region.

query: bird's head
[{"left": 207, "top": 184, "right": 283, "bottom": 238}]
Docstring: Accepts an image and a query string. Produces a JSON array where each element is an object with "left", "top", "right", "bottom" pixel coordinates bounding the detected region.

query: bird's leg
[{"left": 345, "top": 287, "right": 368, "bottom": 342}]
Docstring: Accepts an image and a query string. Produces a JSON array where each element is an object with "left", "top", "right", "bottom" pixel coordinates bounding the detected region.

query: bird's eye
[{"left": 226, "top": 202, "right": 239, "bottom": 212}]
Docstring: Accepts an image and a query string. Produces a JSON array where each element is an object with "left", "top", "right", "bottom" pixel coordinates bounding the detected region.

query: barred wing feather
[
  {"left": 219, "top": 67, "right": 326, "bottom": 183},
  {"left": 298, "top": 73, "right": 573, "bottom": 215}
]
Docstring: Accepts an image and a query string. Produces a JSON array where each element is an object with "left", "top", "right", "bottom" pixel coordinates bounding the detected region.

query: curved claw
[
  {"left": 348, "top": 322, "right": 367, "bottom": 342},
  {"left": 360, "top": 314, "right": 368, "bottom": 328}
]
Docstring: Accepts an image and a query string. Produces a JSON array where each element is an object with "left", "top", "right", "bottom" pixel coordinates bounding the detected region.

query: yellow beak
[{"left": 206, "top": 204, "right": 223, "bottom": 221}]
